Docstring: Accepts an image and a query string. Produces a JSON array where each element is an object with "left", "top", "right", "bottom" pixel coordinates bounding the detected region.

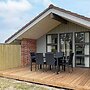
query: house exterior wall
[
  {"left": 21, "top": 38, "right": 36, "bottom": 66},
  {"left": 36, "top": 35, "right": 46, "bottom": 55},
  {"left": 37, "top": 22, "right": 90, "bottom": 53},
  {"left": 48, "top": 22, "right": 90, "bottom": 34},
  {"left": 36, "top": 22, "right": 90, "bottom": 67}
]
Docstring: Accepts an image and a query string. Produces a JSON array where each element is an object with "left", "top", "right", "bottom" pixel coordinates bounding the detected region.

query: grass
[{"left": 0, "top": 77, "right": 64, "bottom": 90}]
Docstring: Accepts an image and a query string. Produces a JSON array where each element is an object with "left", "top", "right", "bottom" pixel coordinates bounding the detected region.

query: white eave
[{"left": 5, "top": 6, "right": 90, "bottom": 43}]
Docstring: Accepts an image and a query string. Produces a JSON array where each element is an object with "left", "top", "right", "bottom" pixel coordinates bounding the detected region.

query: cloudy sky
[{"left": 0, "top": 0, "right": 90, "bottom": 43}]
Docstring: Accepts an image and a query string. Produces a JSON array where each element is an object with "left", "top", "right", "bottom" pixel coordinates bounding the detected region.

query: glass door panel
[
  {"left": 75, "top": 32, "right": 90, "bottom": 67},
  {"left": 85, "top": 45, "right": 89, "bottom": 55},
  {"left": 60, "top": 33, "right": 73, "bottom": 57},
  {"left": 47, "top": 45, "right": 57, "bottom": 52},
  {"left": 85, "top": 57, "right": 89, "bottom": 67},
  {"left": 46, "top": 34, "right": 58, "bottom": 52},
  {"left": 76, "top": 56, "right": 85, "bottom": 66},
  {"left": 85, "top": 33, "right": 89, "bottom": 43},
  {"left": 47, "top": 35, "right": 52, "bottom": 44},
  {"left": 75, "top": 44, "right": 84, "bottom": 55},
  {"left": 75, "top": 33, "right": 84, "bottom": 43}
]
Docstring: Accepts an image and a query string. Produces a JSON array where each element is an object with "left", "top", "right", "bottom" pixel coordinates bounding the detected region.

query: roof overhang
[
  {"left": 5, "top": 5, "right": 90, "bottom": 43},
  {"left": 52, "top": 9, "right": 90, "bottom": 29},
  {"left": 17, "top": 14, "right": 60, "bottom": 40}
]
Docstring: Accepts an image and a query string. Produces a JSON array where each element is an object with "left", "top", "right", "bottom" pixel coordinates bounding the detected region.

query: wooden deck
[{"left": 0, "top": 66, "right": 90, "bottom": 90}]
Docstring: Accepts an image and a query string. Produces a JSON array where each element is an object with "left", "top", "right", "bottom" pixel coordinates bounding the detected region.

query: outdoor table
[
  {"left": 55, "top": 55, "right": 64, "bottom": 74},
  {"left": 30, "top": 55, "right": 65, "bottom": 74}
]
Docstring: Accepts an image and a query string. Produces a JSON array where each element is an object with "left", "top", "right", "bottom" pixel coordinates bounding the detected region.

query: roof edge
[
  {"left": 53, "top": 6, "right": 90, "bottom": 22},
  {"left": 5, "top": 4, "right": 90, "bottom": 43},
  {"left": 5, "top": 5, "right": 52, "bottom": 43}
]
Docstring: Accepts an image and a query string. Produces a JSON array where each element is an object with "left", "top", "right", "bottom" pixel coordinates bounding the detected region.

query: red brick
[{"left": 21, "top": 38, "right": 36, "bottom": 66}]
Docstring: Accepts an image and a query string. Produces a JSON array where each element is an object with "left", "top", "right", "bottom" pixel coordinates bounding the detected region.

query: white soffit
[
  {"left": 17, "top": 15, "right": 60, "bottom": 40},
  {"left": 52, "top": 9, "right": 90, "bottom": 29},
  {"left": 6, "top": 8, "right": 90, "bottom": 43},
  {"left": 6, "top": 10, "right": 52, "bottom": 43}
]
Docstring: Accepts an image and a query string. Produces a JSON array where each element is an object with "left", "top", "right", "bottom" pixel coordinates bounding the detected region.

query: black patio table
[{"left": 54, "top": 54, "right": 65, "bottom": 74}]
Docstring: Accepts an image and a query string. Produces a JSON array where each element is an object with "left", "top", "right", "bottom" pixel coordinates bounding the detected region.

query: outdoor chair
[
  {"left": 62, "top": 53, "right": 74, "bottom": 72},
  {"left": 35, "top": 53, "right": 44, "bottom": 71},
  {"left": 55, "top": 52, "right": 64, "bottom": 71},
  {"left": 30, "top": 52, "right": 36, "bottom": 71},
  {"left": 45, "top": 52, "right": 56, "bottom": 71},
  {"left": 30, "top": 52, "right": 36, "bottom": 62}
]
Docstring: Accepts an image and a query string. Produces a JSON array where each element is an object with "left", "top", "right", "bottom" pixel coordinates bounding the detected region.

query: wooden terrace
[{"left": 0, "top": 66, "right": 90, "bottom": 90}]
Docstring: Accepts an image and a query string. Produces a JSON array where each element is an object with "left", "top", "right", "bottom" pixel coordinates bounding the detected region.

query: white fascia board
[
  {"left": 6, "top": 8, "right": 90, "bottom": 43},
  {"left": 52, "top": 9, "right": 90, "bottom": 29},
  {"left": 6, "top": 9, "right": 52, "bottom": 43}
]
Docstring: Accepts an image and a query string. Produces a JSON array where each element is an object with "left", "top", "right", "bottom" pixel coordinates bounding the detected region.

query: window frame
[
  {"left": 46, "top": 34, "right": 58, "bottom": 52},
  {"left": 59, "top": 32, "right": 73, "bottom": 55},
  {"left": 75, "top": 31, "right": 90, "bottom": 67}
]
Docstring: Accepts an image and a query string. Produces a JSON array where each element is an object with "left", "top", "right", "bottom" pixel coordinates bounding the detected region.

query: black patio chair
[
  {"left": 63, "top": 53, "right": 74, "bottom": 72},
  {"left": 30, "top": 52, "right": 36, "bottom": 62},
  {"left": 45, "top": 52, "right": 56, "bottom": 71},
  {"left": 35, "top": 53, "right": 44, "bottom": 71},
  {"left": 55, "top": 52, "right": 64, "bottom": 71},
  {"left": 30, "top": 52, "right": 36, "bottom": 71}
]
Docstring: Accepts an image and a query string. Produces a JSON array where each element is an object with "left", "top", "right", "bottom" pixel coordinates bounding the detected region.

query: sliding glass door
[
  {"left": 59, "top": 33, "right": 73, "bottom": 57},
  {"left": 75, "top": 32, "right": 90, "bottom": 67},
  {"left": 46, "top": 32, "right": 90, "bottom": 68}
]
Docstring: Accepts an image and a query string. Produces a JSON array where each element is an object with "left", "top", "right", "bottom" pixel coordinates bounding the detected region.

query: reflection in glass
[
  {"left": 47, "top": 34, "right": 58, "bottom": 52},
  {"left": 47, "top": 35, "right": 58, "bottom": 44},
  {"left": 60, "top": 33, "right": 72, "bottom": 56},
  {"left": 75, "top": 32, "right": 90, "bottom": 67},
  {"left": 85, "top": 33, "right": 89, "bottom": 43},
  {"left": 85, "top": 57, "right": 89, "bottom": 67},
  {"left": 75, "top": 44, "right": 84, "bottom": 55},
  {"left": 47, "top": 35, "right": 51, "bottom": 44},
  {"left": 76, "top": 56, "right": 84, "bottom": 66},
  {"left": 47, "top": 45, "right": 57, "bottom": 52},
  {"left": 85, "top": 45, "right": 89, "bottom": 55},
  {"left": 75, "top": 33, "right": 84, "bottom": 43}
]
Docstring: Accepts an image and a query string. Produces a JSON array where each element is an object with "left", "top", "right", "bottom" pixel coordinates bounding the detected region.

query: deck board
[{"left": 0, "top": 67, "right": 90, "bottom": 90}]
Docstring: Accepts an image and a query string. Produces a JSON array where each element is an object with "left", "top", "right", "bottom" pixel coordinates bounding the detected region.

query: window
[
  {"left": 59, "top": 33, "right": 73, "bottom": 56},
  {"left": 75, "top": 33, "right": 84, "bottom": 43},
  {"left": 75, "top": 32, "right": 90, "bottom": 67},
  {"left": 46, "top": 34, "right": 58, "bottom": 52}
]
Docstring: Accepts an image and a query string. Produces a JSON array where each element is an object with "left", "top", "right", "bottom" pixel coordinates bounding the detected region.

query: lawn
[{"left": 0, "top": 77, "right": 64, "bottom": 90}]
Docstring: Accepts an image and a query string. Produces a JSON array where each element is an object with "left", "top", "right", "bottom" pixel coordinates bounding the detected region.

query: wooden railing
[{"left": 0, "top": 44, "right": 21, "bottom": 70}]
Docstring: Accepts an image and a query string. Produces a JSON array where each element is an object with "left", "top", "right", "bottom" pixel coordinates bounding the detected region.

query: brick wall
[{"left": 21, "top": 38, "right": 36, "bottom": 66}]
